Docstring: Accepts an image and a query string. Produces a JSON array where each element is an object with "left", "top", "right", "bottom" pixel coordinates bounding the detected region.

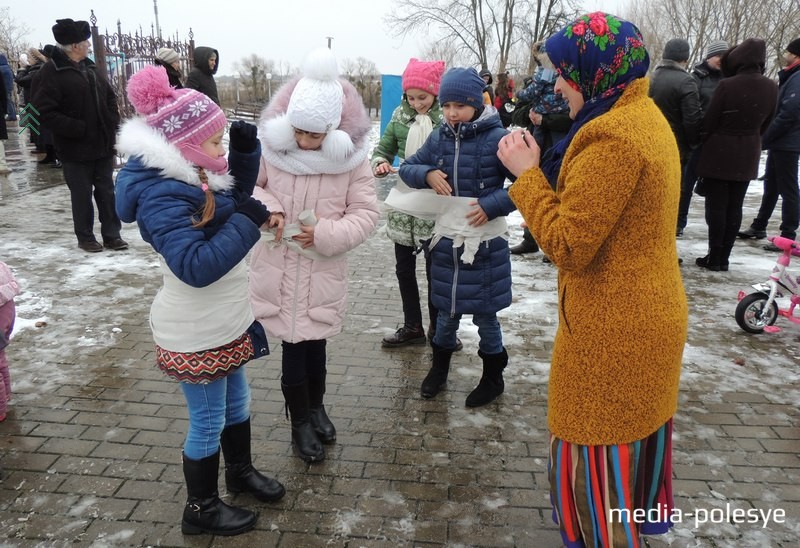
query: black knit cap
[
  {"left": 787, "top": 38, "right": 800, "bottom": 56},
  {"left": 52, "top": 18, "right": 91, "bottom": 46},
  {"left": 662, "top": 38, "right": 690, "bottom": 62}
]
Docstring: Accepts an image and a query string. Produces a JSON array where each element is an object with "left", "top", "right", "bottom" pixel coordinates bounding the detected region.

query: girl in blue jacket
[
  {"left": 114, "top": 66, "right": 282, "bottom": 537},
  {"left": 399, "top": 67, "right": 516, "bottom": 408}
]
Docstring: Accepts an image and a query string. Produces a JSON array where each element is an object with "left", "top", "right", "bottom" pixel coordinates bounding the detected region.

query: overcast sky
[{"left": 10, "top": 0, "right": 623, "bottom": 76}]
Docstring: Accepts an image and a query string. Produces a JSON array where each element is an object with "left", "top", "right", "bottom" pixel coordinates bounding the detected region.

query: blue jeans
[
  {"left": 180, "top": 367, "right": 250, "bottom": 459},
  {"left": 432, "top": 311, "right": 503, "bottom": 354}
]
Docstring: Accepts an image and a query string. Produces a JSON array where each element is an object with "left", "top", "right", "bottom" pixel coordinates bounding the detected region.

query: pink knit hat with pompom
[
  {"left": 402, "top": 58, "right": 446, "bottom": 95},
  {"left": 127, "top": 65, "right": 226, "bottom": 147}
]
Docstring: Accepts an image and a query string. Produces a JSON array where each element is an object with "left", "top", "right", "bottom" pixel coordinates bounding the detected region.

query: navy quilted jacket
[
  {"left": 399, "top": 110, "right": 515, "bottom": 315},
  {"left": 115, "top": 147, "right": 263, "bottom": 288}
]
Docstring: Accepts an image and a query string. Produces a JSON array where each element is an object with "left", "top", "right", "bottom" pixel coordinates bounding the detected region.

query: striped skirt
[{"left": 549, "top": 419, "right": 674, "bottom": 548}]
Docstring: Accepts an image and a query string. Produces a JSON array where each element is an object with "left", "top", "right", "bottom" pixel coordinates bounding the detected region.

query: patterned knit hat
[
  {"left": 705, "top": 40, "right": 729, "bottom": 59},
  {"left": 287, "top": 48, "right": 344, "bottom": 133},
  {"left": 402, "top": 58, "right": 445, "bottom": 95},
  {"left": 127, "top": 65, "right": 226, "bottom": 148},
  {"left": 438, "top": 67, "right": 486, "bottom": 108}
]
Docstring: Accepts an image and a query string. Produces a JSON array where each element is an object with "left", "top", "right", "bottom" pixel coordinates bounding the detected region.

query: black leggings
[
  {"left": 281, "top": 339, "right": 327, "bottom": 385},
  {"left": 395, "top": 243, "right": 436, "bottom": 328}
]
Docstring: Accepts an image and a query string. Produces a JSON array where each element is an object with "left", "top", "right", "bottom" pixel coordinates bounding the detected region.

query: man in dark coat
[
  {"left": 677, "top": 40, "right": 728, "bottom": 234},
  {"left": 31, "top": 18, "right": 127, "bottom": 252},
  {"left": 739, "top": 38, "right": 800, "bottom": 249},
  {"left": 649, "top": 38, "right": 703, "bottom": 237},
  {"left": 185, "top": 46, "right": 219, "bottom": 104}
]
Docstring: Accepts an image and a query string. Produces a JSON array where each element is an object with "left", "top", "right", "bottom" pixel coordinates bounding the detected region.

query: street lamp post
[{"left": 266, "top": 73, "right": 272, "bottom": 102}]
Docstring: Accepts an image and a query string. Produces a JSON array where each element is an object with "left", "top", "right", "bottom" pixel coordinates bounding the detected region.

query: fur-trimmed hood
[
  {"left": 257, "top": 76, "right": 372, "bottom": 175},
  {"left": 116, "top": 117, "right": 234, "bottom": 192}
]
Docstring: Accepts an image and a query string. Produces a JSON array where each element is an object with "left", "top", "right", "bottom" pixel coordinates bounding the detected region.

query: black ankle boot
[
  {"left": 308, "top": 373, "right": 336, "bottom": 444},
  {"left": 281, "top": 381, "right": 325, "bottom": 462},
  {"left": 421, "top": 343, "right": 453, "bottom": 398},
  {"left": 220, "top": 419, "right": 286, "bottom": 503},
  {"left": 466, "top": 348, "right": 508, "bottom": 407},
  {"left": 181, "top": 452, "right": 257, "bottom": 536},
  {"left": 382, "top": 324, "right": 426, "bottom": 347}
]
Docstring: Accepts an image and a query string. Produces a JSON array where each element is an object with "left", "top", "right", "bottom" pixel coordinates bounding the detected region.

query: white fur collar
[
  {"left": 116, "top": 118, "right": 234, "bottom": 192},
  {"left": 258, "top": 113, "right": 369, "bottom": 176}
]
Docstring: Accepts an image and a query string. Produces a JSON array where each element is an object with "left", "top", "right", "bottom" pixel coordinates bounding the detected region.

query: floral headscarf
[{"left": 541, "top": 13, "right": 650, "bottom": 185}]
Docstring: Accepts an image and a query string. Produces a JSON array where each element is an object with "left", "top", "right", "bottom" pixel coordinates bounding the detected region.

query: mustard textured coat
[{"left": 509, "top": 79, "right": 688, "bottom": 446}]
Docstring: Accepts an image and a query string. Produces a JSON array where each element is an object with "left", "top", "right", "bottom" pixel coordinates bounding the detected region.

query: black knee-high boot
[
  {"left": 181, "top": 451, "right": 257, "bottom": 536},
  {"left": 281, "top": 381, "right": 325, "bottom": 462},
  {"left": 220, "top": 419, "right": 286, "bottom": 502},
  {"left": 421, "top": 343, "right": 453, "bottom": 398},
  {"left": 465, "top": 348, "right": 508, "bottom": 407},
  {"left": 307, "top": 373, "right": 336, "bottom": 443}
]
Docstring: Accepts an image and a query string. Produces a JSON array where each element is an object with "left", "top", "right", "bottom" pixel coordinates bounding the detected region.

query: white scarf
[
  {"left": 404, "top": 114, "right": 433, "bottom": 159},
  {"left": 383, "top": 184, "right": 508, "bottom": 264}
]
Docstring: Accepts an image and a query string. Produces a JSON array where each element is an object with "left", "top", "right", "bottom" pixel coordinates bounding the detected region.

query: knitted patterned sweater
[{"left": 509, "top": 78, "right": 688, "bottom": 446}]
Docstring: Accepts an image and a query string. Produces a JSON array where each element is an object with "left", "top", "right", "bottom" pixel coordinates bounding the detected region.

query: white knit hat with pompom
[{"left": 288, "top": 48, "right": 344, "bottom": 133}]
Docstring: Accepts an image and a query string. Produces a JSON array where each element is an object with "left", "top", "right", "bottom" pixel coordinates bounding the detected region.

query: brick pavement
[{"left": 0, "top": 125, "right": 798, "bottom": 547}]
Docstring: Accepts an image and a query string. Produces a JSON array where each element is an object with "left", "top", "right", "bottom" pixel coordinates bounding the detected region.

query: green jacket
[{"left": 372, "top": 98, "right": 443, "bottom": 247}]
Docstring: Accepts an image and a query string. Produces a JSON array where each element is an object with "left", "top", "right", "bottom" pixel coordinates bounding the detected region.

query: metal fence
[{"left": 89, "top": 10, "right": 195, "bottom": 119}]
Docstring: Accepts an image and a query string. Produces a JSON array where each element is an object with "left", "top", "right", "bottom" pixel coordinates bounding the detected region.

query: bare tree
[
  {"left": 621, "top": 0, "right": 800, "bottom": 76},
  {"left": 0, "top": 7, "right": 32, "bottom": 71},
  {"left": 388, "top": 0, "right": 577, "bottom": 76},
  {"left": 341, "top": 57, "right": 381, "bottom": 117},
  {"left": 234, "top": 54, "right": 275, "bottom": 103}
]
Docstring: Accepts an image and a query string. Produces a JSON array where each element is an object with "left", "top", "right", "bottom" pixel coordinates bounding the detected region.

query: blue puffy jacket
[
  {"left": 399, "top": 110, "right": 516, "bottom": 315},
  {"left": 115, "top": 145, "right": 263, "bottom": 288}
]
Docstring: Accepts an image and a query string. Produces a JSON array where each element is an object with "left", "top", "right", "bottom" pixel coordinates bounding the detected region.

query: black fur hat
[{"left": 52, "top": 18, "right": 91, "bottom": 46}]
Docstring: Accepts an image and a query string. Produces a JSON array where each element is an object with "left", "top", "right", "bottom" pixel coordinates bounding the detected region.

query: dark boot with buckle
[
  {"left": 281, "top": 381, "right": 325, "bottom": 462},
  {"left": 466, "top": 348, "right": 508, "bottom": 407},
  {"left": 308, "top": 373, "right": 336, "bottom": 444},
  {"left": 181, "top": 451, "right": 257, "bottom": 536},
  {"left": 220, "top": 419, "right": 285, "bottom": 503},
  {"left": 421, "top": 343, "right": 453, "bottom": 399},
  {"left": 382, "top": 324, "right": 426, "bottom": 347}
]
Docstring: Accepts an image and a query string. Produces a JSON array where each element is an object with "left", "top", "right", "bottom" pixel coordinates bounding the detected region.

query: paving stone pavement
[{"left": 0, "top": 124, "right": 798, "bottom": 547}]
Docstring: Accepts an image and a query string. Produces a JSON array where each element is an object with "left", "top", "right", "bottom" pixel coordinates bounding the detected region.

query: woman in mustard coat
[{"left": 499, "top": 13, "right": 688, "bottom": 548}]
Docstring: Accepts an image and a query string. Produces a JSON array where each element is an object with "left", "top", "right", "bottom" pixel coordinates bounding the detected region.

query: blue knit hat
[{"left": 438, "top": 68, "right": 486, "bottom": 109}]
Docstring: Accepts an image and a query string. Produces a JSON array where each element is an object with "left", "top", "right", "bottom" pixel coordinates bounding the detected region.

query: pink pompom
[{"left": 127, "top": 65, "right": 175, "bottom": 115}]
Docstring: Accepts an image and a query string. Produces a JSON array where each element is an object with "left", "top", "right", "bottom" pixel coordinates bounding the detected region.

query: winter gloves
[
  {"left": 236, "top": 197, "right": 269, "bottom": 227},
  {"left": 229, "top": 121, "right": 259, "bottom": 154}
]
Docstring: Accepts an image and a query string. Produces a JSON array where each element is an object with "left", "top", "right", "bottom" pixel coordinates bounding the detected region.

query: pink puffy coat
[{"left": 249, "top": 76, "right": 379, "bottom": 343}]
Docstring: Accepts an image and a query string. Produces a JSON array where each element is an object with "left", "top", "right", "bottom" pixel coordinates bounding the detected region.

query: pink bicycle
[{"left": 736, "top": 236, "right": 800, "bottom": 333}]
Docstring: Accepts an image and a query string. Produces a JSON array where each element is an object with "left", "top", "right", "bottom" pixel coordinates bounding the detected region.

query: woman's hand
[
  {"left": 529, "top": 111, "right": 542, "bottom": 126},
  {"left": 497, "top": 129, "right": 541, "bottom": 177},
  {"left": 268, "top": 212, "right": 285, "bottom": 241},
  {"left": 425, "top": 169, "right": 451, "bottom": 195}
]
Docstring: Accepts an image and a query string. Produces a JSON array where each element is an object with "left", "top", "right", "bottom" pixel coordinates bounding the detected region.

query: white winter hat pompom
[{"left": 287, "top": 48, "right": 345, "bottom": 134}]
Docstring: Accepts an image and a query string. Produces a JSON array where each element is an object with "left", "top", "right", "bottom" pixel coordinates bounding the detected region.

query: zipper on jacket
[
  {"left": 453, "top": 130, "right": 461, "bottom": 197},
  {"left": 450, "top": 245, "right": 459, "bottom": 318}
]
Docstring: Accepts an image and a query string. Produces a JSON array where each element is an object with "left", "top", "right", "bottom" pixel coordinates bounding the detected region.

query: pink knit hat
[
  {"left": 127, "top": 65, "right": 226, "bottom": 147},
  {"left": 402, "top": 58, "right": 446, "bottom": 95}
]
